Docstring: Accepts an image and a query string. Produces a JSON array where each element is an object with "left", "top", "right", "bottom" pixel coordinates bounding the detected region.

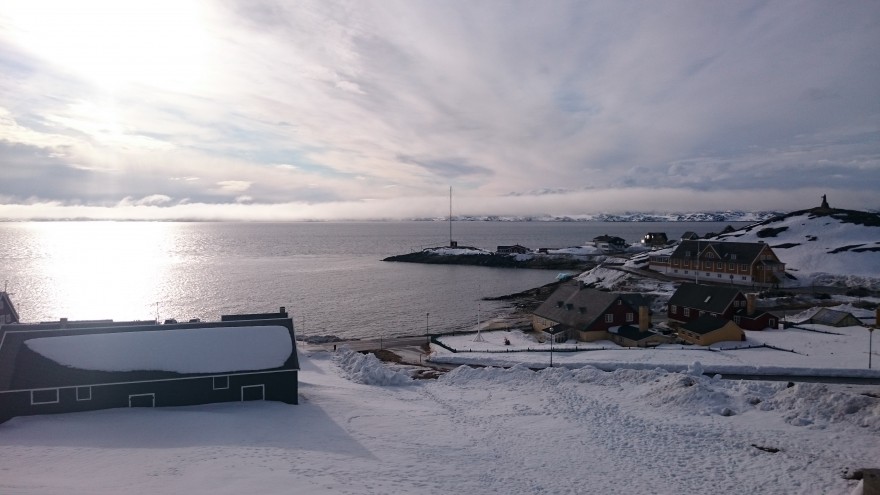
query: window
[
  {"left": 76, "top": 386, "right": 92, "bottom": 401},
  {"left": 728, "top": 263, "right": 735, "bottom": 270},
  {"left": 731, "top": 254, "right": 737, "bottom": 260},
  {"left": 683, "top": 308, "right": 690, "bottom": 317},
  {"left": 769, "top": 319, "right": 776, "bottom": 328},
  {"left": 740, "top": 264, "right": 748, "bottom": 271},
  {"left": 684, "top": 251, "right": 690, "bottom": 257},
  {"left": 683, "top": 270, "right": 688, "bottom": 275},
  {"left": 626, "top": 313, "right": 634, "bottom": 322},
  {"left": 707, "top": 252, "right": 713, "bottom": 259},
  {"left": 213, "top": 376, "right": 230, "bottom": 390},
  {"left": 31, "top": 389, "right": 59, "bottom": 405},
  {"left": 741, "top": 276, "right": 747, "bottom": 281},
  {"left": 716, "top": 262, "right": 723, "bottom": 269},
  {"left": 717, "top": 273, "right": 722, "bottom": 278},
  {"left": 734, "top": 316, "right": 741, "bottom": 324},
  {"left": 705, "top": 272, "right": 710, "bottom": 277},
  {"left": 605, "top": 314, "right": 613, "bottom": 323},
  {"left": 617, "top": 300, "right": 622, "bottom": 305}
]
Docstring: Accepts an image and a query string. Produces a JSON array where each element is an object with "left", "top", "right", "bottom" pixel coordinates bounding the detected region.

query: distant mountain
[
  {"left": 411, "top": 211, "right": 782, "bottom": 222},
  {"left": 711, "top": 206, "right": 880, "bottom": 287}
]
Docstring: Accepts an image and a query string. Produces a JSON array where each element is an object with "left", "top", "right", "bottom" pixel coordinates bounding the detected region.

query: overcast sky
[{"left": 1, "top": 0, "right": 878, "bottom": 220}]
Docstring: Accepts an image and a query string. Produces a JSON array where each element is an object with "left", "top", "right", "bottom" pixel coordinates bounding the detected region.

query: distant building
[
  {"left": 806, "top": 308, "right": 862, "bottom": 327},
  {"left": 592, "top": 235, "right": 628, "bottom": 253},
  {"left": 680, "top": 231, "right": 700, "bottom": 241},
  {"left": 648, "top": 240, "right": 786, "bottom": 287},
  {"left": 642, "top": 232, "right": 669, "bottom": 248},
  {"left": 0, "top": 308, "right": 299, "bottom": 423},
  {"left": 496, "top": 244, "right": 530, "bottom": 255}
]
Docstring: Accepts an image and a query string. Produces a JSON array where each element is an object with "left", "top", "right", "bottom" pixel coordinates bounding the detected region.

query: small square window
[
  {"left": 31, "top": 389, "right": 59, "bottom": 405},
  {"left": 76, "top": 386, "right": 92, "bottom": 401},
  {"left": 213, "top": 376, "right": 230, "bottom": 390},
  {"left": 605, "top": 314, "right": 613, "bottom": 323}
]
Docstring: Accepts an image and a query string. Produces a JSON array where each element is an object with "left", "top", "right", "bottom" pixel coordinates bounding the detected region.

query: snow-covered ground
[
  {"left": 1, "top": 348, "right": 877, "bottom": 495},
  {"left": 432, "top": 321, "right": 880, "bottom": 378}
]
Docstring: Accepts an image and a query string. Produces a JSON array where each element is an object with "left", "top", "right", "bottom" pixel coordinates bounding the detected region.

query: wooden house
[
  {"left": 806, "top": 308, "right": 863, "bottom": 327},
  {"left": 608, "top": 323, "right": 671, "bottom": 348},
  {"left": 648, "top": 240, "right": 786, "bottom": 287},
  {"left": 642, "top": 232, "right": 669, "bottom": 248},
  {"left": 592, "top": 235, "right": 627, "bottom": 253},
  {"left": 0, "top": 291, "right": 19, "bottom": 325},
  {"left": 531, "top": 282, "right": 651, "bottom": 342},
  {"left": 667, "top": 283, "right": 777, "bottom": 331},
  {"left": 677, "top": 315, "right": 744, "bottom": 346},
  {"left": 0, "top": 309, "right": 299, "bottom": 424},
  {"left": 680, "top": 231, "right": 700, "bottom": 241}
]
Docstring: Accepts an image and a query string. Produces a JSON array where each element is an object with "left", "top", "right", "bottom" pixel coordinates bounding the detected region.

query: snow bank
[
  {"left": 333, "top": 349, "right": 414, "bottom": 386},
  {"left": 439, "top": 362, "right": 880, "bottom": 431}
]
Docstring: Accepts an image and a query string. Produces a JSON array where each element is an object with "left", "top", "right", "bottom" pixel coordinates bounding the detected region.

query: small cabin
[{"left": 642, "top": 232, "right": 669, "bottom": 248}]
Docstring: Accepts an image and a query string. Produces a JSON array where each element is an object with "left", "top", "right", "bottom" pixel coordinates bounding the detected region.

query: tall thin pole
[
  {"left": 870, "top": 328, "right": 874, "bottom": 369},
  {"left": 449, "top": 186, "right": 453, "bottom": 246}
]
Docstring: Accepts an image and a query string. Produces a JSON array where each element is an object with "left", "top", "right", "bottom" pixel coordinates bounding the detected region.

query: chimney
[
  {"left": 639, "top": 306, "right": 650, "bottom": 331},
  {"left": 746, "top": 293, "right": 756, "bottom": 315}
]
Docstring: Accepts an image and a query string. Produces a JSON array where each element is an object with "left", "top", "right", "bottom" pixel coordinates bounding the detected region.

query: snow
[
  {"left": 431, "top": 324, "right": 880, "bottom": 379},
  {"left": 0, "top": 348, "right": 876, "bottom": 494},
  {"left": 712, "top": 211, "right": 880, "bottom": 287},
  {"left": 24, "top": 325, "right": 293, "bottom": 373},
  {"left": 425, "top": 246, "right": 491, "bottom": 255}
]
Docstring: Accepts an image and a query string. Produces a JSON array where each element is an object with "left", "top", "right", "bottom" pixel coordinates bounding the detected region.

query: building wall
[
  {"left": 678, "top": 321, "right": 743, "bottom": 346},
  {"left": 0, "top": 370, "right": 298, "bottom": 423},
  {"left": 585, "top": 300, "right": 641, "bottom": 333},
  {"left": 649, "top": 245, "right": 785, "bottom": 287},
  {"left": 576, "top": 330, "right": 609, "bottom": 342}
]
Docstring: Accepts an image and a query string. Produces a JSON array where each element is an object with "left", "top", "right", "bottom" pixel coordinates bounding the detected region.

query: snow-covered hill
[
  {"left": 712, "top": 207, "right": 880, "bottom": 287},
  {"left": 413, "top": 211, "right": 781, "bottom": 222}
]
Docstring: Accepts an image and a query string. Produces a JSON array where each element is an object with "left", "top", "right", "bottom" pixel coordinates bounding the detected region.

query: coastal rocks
[{"left": 383, "top": 249, "right": 593, "bottom": 270}]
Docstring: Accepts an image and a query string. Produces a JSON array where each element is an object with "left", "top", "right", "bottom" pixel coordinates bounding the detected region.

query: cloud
[
  {"left": 215, "top": 181, "right": 253, "bottom": 193},
  {"left": 0, "top": 0, "right": 877, "bottom": 219}
]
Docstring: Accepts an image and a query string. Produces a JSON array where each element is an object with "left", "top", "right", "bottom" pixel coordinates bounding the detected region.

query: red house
[
  {"left": 667, "top": 283, "right": 777, "bottom": 331},
  {"left": 531, "top": 282, "right": 652, "bottom": 342}
]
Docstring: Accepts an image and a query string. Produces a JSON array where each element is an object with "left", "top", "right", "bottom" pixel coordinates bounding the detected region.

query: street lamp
[
  {"left": 426, "top": 312, "right": 430, "bottom": 345},
  {"left": 869, "top": 327, "right": 875, "bottom": 370}
]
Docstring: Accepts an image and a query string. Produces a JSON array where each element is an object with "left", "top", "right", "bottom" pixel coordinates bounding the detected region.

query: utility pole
[{"left": 426, "top": 312, "right": 430, "bottom": 345}]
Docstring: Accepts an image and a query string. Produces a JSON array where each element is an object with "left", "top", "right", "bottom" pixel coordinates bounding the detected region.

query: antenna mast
[{"left": 448, "top": 186, "right": 452, "bottom": 246}]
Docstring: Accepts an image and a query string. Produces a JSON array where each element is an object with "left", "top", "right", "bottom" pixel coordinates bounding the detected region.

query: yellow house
[{"left": 677, "top": 315, "right": 744, "bottom": 346}]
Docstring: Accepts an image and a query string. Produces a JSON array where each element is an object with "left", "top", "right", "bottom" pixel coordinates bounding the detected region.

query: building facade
[
  {"left": 0, "top": 309, "right": 299, "bottom": 423},
  {"left": 649, "top": 240, "right": 786, "bottom": 287}
]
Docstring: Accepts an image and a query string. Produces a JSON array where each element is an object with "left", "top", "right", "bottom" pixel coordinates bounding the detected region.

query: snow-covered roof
[{"left": 24, "top": 325, "right": 293, "bottom": 374}]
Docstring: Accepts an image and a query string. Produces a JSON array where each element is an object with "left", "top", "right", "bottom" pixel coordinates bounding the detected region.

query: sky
[{"left": 1, "top": 0, "right": 878, "bottom": 221}]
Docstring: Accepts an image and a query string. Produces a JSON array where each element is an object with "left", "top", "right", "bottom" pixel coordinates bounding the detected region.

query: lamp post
[
  {"left": 869, "top": 327, "right": 875, "bottom": 370},
  {"left": 550, "top": 330, "right": 554, "bottom": 368},
  {"left": 426, "top": 312, "right": 430, "bottom": 345}
]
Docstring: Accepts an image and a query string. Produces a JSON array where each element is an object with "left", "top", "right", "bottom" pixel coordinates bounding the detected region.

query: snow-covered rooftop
[{"left": 24, "top": 325, "right": 293, "bottom": 374}]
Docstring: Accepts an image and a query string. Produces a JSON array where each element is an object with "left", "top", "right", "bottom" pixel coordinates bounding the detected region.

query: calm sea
[{"left": 0, "top": 221, "right": 746, "bottom": 340}]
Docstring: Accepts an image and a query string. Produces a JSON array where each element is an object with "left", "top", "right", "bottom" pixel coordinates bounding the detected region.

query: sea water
[{"left": 0, "top": 220, "right": 746, "bottom": 340}]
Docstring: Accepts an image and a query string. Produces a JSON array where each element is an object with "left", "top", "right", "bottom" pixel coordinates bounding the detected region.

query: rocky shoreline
[{"left": 382, "top": 250, "right": 594, "bottom": 270}]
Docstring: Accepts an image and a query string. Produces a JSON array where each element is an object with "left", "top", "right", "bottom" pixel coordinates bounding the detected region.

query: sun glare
[
  {"left": 4, "top": 0, "right": 213, "bottom": 91},
  {"left": 27, "top": 222, "right": 178, "bottom": 321}
]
